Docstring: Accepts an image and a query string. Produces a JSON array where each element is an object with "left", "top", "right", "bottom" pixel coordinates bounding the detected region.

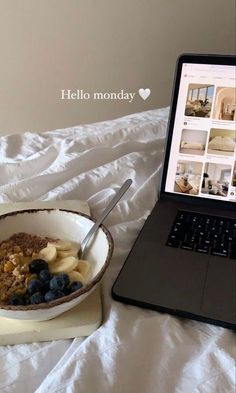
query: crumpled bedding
[
  {"left": 181, "top": 142, "right": 204, "bottom": 150},
  {"left": 0, "top": 107, "right": 235, "bottom": 393},
  {"left": 208, "top": 136, "right": 235, "bottom": 152}
]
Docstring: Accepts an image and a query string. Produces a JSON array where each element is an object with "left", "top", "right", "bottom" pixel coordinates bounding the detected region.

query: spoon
[{"left": 78, "top": 179, "right": 132, "bottom": 259}]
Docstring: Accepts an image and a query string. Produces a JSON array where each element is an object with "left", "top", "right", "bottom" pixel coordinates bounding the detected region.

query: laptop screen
[{"left": 165, "top": 61, "right": 236, "bottom": 202}]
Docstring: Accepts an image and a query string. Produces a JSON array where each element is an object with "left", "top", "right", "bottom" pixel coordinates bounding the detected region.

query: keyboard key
[
  {"left": 171, "top": 229, "right": 185, "bottom": 240},
  {"left": 175, "top": 221, "right": 182, "bottom": 227},
  {"left": 215, "top": 240, "right": 227, "bottom": 249},
  {"left": 231, "top": 242, "right": 236, "bottom": 249},
  {"left": 181, "top": 242, "right": 194, "bottom": 250},
  {"left": 211, "top": 248, "right": 228, "bottom": 257},
  {"left": 229, "top": 251, "right": 236, "bottom": 259},
  {"left": 196, "top": 244, "right": 209, "bottom": 254},
  {"left": 166, "top": 238, "right": 180, "bottom": 248}
]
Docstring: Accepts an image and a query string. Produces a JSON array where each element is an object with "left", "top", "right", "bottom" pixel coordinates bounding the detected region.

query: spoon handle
[{"left": 80, "top": 179, "right": 132, "bottom": 256}]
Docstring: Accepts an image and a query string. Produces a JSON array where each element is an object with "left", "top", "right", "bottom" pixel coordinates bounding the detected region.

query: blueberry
[
  {"left": 29, "top": 259, "right": 48, "bottom": 274},
  {"left": 50, "top": 273, "right": 70, "bottom": 291},
  {"left": 24, "top": 295, "right": 31, "bottom": 305},
  {"left": 69, "top": 281, "right": 83, "bottom": 293},
  {"left": 41, "top": 280, "right": 50, "bottom": 293},
  {"left": 30, "top": 292, "right": 44, "bottom": 304},
  {"left": 44, "top": 290, "right": 65, "bottom": 302},
  {"left": 63, "top": 286, "right": 71, "bottom": 296},
  {"left": 28, "top": 279, "right": 43, "bottom": 295},
  {"left": 8, "top": 293, "right": 25, "bottom": 305},
  {"left": 39, "top": 269, "right": 52, "bottom": 282}
]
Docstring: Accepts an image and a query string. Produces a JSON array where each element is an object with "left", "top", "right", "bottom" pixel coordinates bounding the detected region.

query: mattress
[
  {"left": 181, "top": 142, "right": 204, "bottom": 150},
  {"left": 207, "top": 149, "right": 234, "bottom": 157},
  {"left": 0, "top": 107, "right": 235, "bottom": 393}
]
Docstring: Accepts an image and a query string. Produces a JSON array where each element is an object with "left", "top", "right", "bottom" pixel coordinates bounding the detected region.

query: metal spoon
[{"left": 78, "top": 179, "right": 132, "bottom": 259}]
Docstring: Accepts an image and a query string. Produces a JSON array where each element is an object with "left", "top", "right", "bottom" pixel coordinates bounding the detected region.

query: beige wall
[
  {"left": 0, "top": 0, "right": 235, "bottom": 135},
  {"left": 210, "top": 129, "right": 236, "bottom": 139}
]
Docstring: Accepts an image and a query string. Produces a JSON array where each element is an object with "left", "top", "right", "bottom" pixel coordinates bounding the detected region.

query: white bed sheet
[{"left": 0, "top": 107, "right": 235, "bottom": 393}]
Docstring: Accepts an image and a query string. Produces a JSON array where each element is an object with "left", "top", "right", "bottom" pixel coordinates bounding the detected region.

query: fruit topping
[
  {"left": 47, "top": 240, "right": 72, "bottom": 251},
  {"left": 38, "top": 246, "right": 57, "bottom": 263},
  {"left": 49, "top": 273, "right": 70, "bottom": 291},
  {"left": 44, "top": 290, "right": 65, "bottom": 302},
  {"left": 39, "top": 269, "right": 52, "bottom": 282},
  {"left": 28, "top": 278, "right": 44, "bottom": 295},
  {"left": 57, "top": 249, "right": 77, "bottom": 258},
  {"left": 68, "top": 270, "right": 85, "bottom": 284},
  {"left": 49, "top": 256, "right": 79, "bottom": 274},
  {"left": 30, "top": 292, "right": 44, "bottom": 304},
  {"left": 29, "top": 259, "right": 48, "bottom": 274},
  {"left": 69, "top": 281, "right": 83, "bottom": 293},
  {"left": 8, "top": 293, "right": 26, "bottom": 305},
  {"left": 76, "top": 260, "right": 90, "bottom": 278}
]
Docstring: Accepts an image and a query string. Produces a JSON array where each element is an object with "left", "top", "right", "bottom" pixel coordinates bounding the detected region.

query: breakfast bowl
[{"left": 0, "top": 209, "right": 113, "bottom": 321}]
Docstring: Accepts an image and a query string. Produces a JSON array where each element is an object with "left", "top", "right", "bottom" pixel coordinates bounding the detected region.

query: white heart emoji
[{"left": 138, "top": 88, "right": 151, "bottom": 100}]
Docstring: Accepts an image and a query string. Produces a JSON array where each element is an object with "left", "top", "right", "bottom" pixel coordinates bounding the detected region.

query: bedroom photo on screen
[
  {"left": 206, "top": 128, "right": 236, "bottom": 156},
  {"left": 232, "top": 162, "right": 236, "bottom": 187},
  {"left": 174, "top": 160, "right": 203, "bottom": 195},
  {"left": 184, "top": 83, "right": 214, "bottom": 117},
  {"left": 179, "top": 129, "right": 208, "bottom": 156},
  {"left": 212, "top": 87, "right": 236, "bottom": 121},
  {"left": 0, "top": 1, "right": 235, "bottom": 393},
  {"left": 201, "top": 162, "right": 232, "bottom": 197}
]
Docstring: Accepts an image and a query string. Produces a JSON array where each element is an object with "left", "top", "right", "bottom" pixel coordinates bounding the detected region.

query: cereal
[
  {"left": 8, "top": 232, "right": 51, "bottom": 254},
  {"left": 3, "top": 261, "right": 15, "bottom": 273}
]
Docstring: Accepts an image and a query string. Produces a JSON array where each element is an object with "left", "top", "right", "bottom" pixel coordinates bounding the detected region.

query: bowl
[{"left": 0, "top": 208, "right": 113, "bottom": 321}]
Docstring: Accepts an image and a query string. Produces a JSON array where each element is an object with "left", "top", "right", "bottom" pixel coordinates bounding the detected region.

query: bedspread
[{"left": 0, "top": 108, "right": 235, "bottom": 393}]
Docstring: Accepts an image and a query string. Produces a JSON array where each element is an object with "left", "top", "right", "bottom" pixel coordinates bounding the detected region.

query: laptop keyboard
[{"left": 166, "top": 210, "right": 236, "bottom": 259}]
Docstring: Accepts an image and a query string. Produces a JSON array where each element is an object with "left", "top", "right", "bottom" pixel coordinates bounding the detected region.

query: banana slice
[
  {"left": 38, "top": 246, "right": 57, "bottom": 263},
  {"left": 76, "top": 260, "right": 91, "bottom": 278},
  {"left": 47, "top": 240, "right": 72, "bottom": 251},
  {"left": 68, "top": 270, "right": 85, "bottom": 284},
  {"left": 57, "top": 248, "right": 78, "bottom": 259},
  {"left": 49, "top": 256, "right": 79, "bottom": 274}
]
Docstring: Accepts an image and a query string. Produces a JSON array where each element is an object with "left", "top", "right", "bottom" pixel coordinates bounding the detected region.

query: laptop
[{"left": 112, "top": 53, "right": 236, "bottom": 330}]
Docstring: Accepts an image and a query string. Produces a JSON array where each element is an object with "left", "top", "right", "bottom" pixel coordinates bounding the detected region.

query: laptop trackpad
[
  {"left": 201, "top": 258, "right": 236, "bottom": 323},
  {"left": 146, "top": 247, "right": 208, "bottom": 313},
  {"left": 114, "top": 242, "right": 208, "bottom": 314}
]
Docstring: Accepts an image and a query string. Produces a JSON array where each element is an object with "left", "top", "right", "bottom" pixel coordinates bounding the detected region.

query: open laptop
[{"left": 112, "top": 54, "right": 236, "bottom": 330}]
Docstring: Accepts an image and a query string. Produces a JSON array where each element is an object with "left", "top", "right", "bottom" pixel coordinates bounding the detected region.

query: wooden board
[
  {"left": 0, "top": 199, "right": 90, "bottom": 215},
  {"left": 0, "top": 200, "right": 102, "bottom": 345},
  {"left": 0, "top": 286, "right": 101, "bottom": 345}
]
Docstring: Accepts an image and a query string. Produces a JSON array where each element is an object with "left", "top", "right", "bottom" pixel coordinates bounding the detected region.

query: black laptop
[{"left": 112, "top": 54, "right": 236, "bottom": 330}]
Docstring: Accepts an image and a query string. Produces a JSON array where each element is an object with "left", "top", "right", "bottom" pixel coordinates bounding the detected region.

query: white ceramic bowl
[{"left": 0, "top": 209, "right": 113, "bottom": 321}]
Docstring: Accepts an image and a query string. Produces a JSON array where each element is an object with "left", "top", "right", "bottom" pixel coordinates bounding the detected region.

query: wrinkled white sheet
[{"left": 0, "top": 108, "right": 235, "bottom": 393}]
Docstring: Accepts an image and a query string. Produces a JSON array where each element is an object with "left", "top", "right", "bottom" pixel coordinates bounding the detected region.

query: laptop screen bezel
[{"left": 160, "top": 53, "right": 236, "bottom": 210}]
